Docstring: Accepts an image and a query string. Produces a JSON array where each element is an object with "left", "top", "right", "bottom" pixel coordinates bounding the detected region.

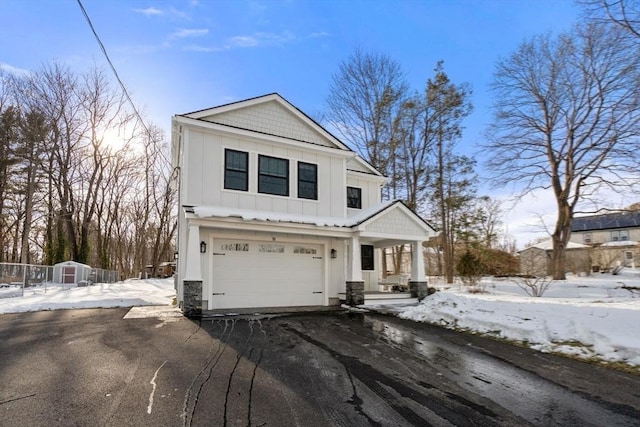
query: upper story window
[
  {"left": 347, "top": 186, "right": 362, "bottom": 209},
  {"left": 258, "top": 155, "right": 289, "bottom": 196},
  {"left": 611, "top": 230, "right": 629, "bottom": 242},
  {"left": 583, "top": 233, "right": 592, "bottom": 244},
  {"left": 224, "top": 149, "right": 248, "bottom": 191},
  {"left": 298, "top": 162, "right": 317, "bottom": 200}
]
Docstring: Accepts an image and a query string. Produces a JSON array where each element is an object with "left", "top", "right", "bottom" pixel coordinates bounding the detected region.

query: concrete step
[
  {"left": 363, "top": 297, "right": 419, "bottom": 306},
  {"left": 364, "top": 292, "right": 412, "bottom": 300}
]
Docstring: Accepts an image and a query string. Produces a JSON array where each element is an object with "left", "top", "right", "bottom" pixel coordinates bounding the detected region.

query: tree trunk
[
  {"left": 550, "top": 201, "right": 572, "bottom": 280},
  {"left": 20, "top": 167, "right": 35, "bottom": 264},
  {"left": 392, "top": 245, "right": 404, "bottom": 274}
]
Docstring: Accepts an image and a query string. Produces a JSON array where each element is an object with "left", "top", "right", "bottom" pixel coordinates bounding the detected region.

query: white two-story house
[{"left": 171, "top": 94, "right": 436, "bottom": 315}]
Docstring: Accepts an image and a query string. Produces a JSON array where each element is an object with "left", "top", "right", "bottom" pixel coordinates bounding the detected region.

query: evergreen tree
[{"left": 424, "top": 62, "right": 473, "bottom": 284}]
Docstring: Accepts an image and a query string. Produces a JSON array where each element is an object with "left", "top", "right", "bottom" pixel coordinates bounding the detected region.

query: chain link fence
[{"left": 0, "top": 262, "right": 118, "bottom": 299}]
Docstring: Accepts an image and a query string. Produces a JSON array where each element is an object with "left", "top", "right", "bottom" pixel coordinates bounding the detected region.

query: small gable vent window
[
  {"left": 258, "top": 155, "right": 289, "bottom": 196},
  {"left": 298, "top": 162, "right": 318, "bottom": 200},
  {"left": 347, "top": 186, "right": 362, "bottom": 209},
  {"left": 224, "top": 149, "right": 248, "bottom": 191}
]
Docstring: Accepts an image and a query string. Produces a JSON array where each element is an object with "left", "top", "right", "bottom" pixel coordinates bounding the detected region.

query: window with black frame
[
  {"left": 258, "top": 155, "right": 289, "bottom": 196},
  {"left": 298, "top": 162, "right": 317, "bottom": 200},
  {"left": 361, "top": 244, "right": 374, "bottom": 270},
  {"left": 224, "top": 149, "right": 248, "bottom": 191},
  {"left": 347, "top": 186, "right": 362, "bottom": 209}
]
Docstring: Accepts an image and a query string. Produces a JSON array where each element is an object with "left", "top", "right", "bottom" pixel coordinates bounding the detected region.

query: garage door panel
[
  {"left": 211, "top": 239, "right": 324, "bottom": 309},
  {"left": 214, "top": 292, "right": 321, "bottom": 310}
]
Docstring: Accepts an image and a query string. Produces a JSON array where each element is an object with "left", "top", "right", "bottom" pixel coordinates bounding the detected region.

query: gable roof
[
  {"left": 571, "top": 210, "right": 640, "bottom": 232},
  {"left": 351, "top": 200, "right": 437, "bottom": 234},
  {"left": 54, "top": 260, "right": 92, "bottom": 268},
  {"left": 177, "top": 93, "right": 383, "bottom": 177},
  {"left": 519, "top": 239, "right": 588, "bottom": 252}
]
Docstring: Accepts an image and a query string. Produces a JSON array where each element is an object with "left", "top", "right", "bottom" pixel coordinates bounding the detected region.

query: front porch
[{"left": 343, "top": 201, "right": 436, "bottom": 306}]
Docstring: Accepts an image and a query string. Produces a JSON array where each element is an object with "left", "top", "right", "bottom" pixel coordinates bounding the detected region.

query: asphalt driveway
[{"left": 1, "top": 308, "right": 639, "bottom": 426}]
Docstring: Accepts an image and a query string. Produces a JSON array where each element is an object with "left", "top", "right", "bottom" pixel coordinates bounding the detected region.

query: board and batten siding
[
  {"left": 183, "top": 128, "right": 347, "bottom": 218},
  {"left": 346, "top": 174, "right": 382, "bottom": 213}
]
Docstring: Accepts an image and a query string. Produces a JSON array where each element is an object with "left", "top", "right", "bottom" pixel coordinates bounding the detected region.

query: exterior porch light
[
  {"left": 200, "top": 241, "right": 207, "bottom": 253},
  {"left": 331, "top": 248, "right": 337, "bottom": 259}
]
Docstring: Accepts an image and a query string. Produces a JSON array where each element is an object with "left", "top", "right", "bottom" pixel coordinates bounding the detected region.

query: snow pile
[
  {"left": 394, "top": 271, "right": 640, "bottom": 366},
  {"left": 0, "top": 278, "right": 175, "bottom": 314}
]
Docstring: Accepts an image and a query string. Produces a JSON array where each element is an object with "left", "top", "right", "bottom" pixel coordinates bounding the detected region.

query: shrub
[
  {"left": 515, "top": 276, "right": 552, "bottom": 297},
  {"left": 457, "top": 249, "right": 483, "bottom": 286}
]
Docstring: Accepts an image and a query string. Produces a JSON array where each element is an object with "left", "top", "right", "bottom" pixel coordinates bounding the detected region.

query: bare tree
[
  {"left": 0, "top": 106, "right": 19, "bottom": 262},
  {"left": 326, "top": 47, "right": 408, "bottom": 197},
  {"left": 485, "top": 23, "right": 640, "bottom": 279},
  {"left": 580, "top": 0, "right": 640, "bottom": 38},
  {"left": 393, "top": 95, "right": 432, "bottom": 212},
  {"left": 16, "top": 109, "right": 48, "bottom": 264},
  {"left": 1, "top": 61, "right": 176, "bottom": 275},
  {"left": 476, "top": 196, "right": 503, "bottom": 249}
]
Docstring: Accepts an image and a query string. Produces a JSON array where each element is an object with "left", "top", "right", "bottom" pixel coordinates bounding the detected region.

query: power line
[{"left": 76, "top": 0, "right": 171, "bottom": 167}]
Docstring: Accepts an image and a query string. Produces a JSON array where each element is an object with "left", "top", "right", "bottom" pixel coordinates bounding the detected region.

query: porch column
[
  {"left": 409, "top": 241, "right": 429, "bottom": 300},
  {"left": 183, "top": 223, "right": 203, "bottom": 317},
  {"left": 346, "top": 236, "right": 364, "bottom": 306}
]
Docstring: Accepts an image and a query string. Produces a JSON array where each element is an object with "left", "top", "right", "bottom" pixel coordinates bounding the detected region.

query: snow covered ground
[
  {"left": 373, "top": 269, "right": 640, "bottom": 367},
  {"left": 2, "top": 271, "right": 639, "bottom": 369},
  {"left": 0, "top": 278, "right": 176, "bottom": 314}
]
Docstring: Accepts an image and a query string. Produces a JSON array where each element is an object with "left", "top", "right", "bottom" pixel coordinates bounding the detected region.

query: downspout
[{"left": 171, "top": 121, "right": 183, "bottom": 296}]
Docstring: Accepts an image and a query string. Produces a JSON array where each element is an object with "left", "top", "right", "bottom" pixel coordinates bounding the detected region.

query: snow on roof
[
  {"left": 193, "top": 199, "right": 400, "bottom": 228},
  {"left": 54, "top": 260, "right": 92, "bottom": 268},
  {"left": 523, "top": 239, "right": 589, "bottom": 251},
  {"left": 599, "top": 240, "right": 639, "bottom": 247}
]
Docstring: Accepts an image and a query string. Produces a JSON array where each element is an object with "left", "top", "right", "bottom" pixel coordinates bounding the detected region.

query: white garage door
[{"left": 210, "top": 239, "right": 324, "bottom": 309}]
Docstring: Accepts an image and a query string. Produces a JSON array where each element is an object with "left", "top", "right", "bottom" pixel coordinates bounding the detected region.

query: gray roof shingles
[{"left": 571, "top": 211, "right": 640, "bottom": 232}]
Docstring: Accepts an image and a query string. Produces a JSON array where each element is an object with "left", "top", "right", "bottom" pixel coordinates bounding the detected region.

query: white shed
[{"left": 53, "top": 261, "right": 92, "bottom": 284}]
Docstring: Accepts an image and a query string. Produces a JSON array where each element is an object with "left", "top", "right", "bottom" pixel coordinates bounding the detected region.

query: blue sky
[
  {"left": 1, "top": 0, "right": 591, "bottom": 245},
  {"left": 1, "top": 0, "right": 580, "bottom": 141}
]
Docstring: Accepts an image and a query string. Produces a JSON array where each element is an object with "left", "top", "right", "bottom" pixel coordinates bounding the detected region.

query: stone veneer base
[
  {"left": 409, "top": 281, "right": 429, "bottom": 301},
  {"left": 346, "top": 281, "right": 365, "bottom": 306},
  {"left": 183, "top": 280, "right": 203, "bottom": 317}
]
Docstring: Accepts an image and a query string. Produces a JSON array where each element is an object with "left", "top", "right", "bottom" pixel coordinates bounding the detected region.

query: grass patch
[{"left": 551, "top": 339, "right": 592, "bottom": 348}]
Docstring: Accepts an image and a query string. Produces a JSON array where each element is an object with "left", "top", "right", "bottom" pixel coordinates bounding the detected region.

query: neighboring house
[
  {"left": 570, "top": 208, "right": 640, "bottom": 270},
  {"left": 518, "top": 240, "right": 590, "bottom": 277},
  {"left": 171, "top": 94, "right": 437, "bottom": 315},
  {"left": 144, "top": 262, "right": 177, "bottom": 279},
  {"left": 519, "top": 206, "right": 640, "bottom": 275}
]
